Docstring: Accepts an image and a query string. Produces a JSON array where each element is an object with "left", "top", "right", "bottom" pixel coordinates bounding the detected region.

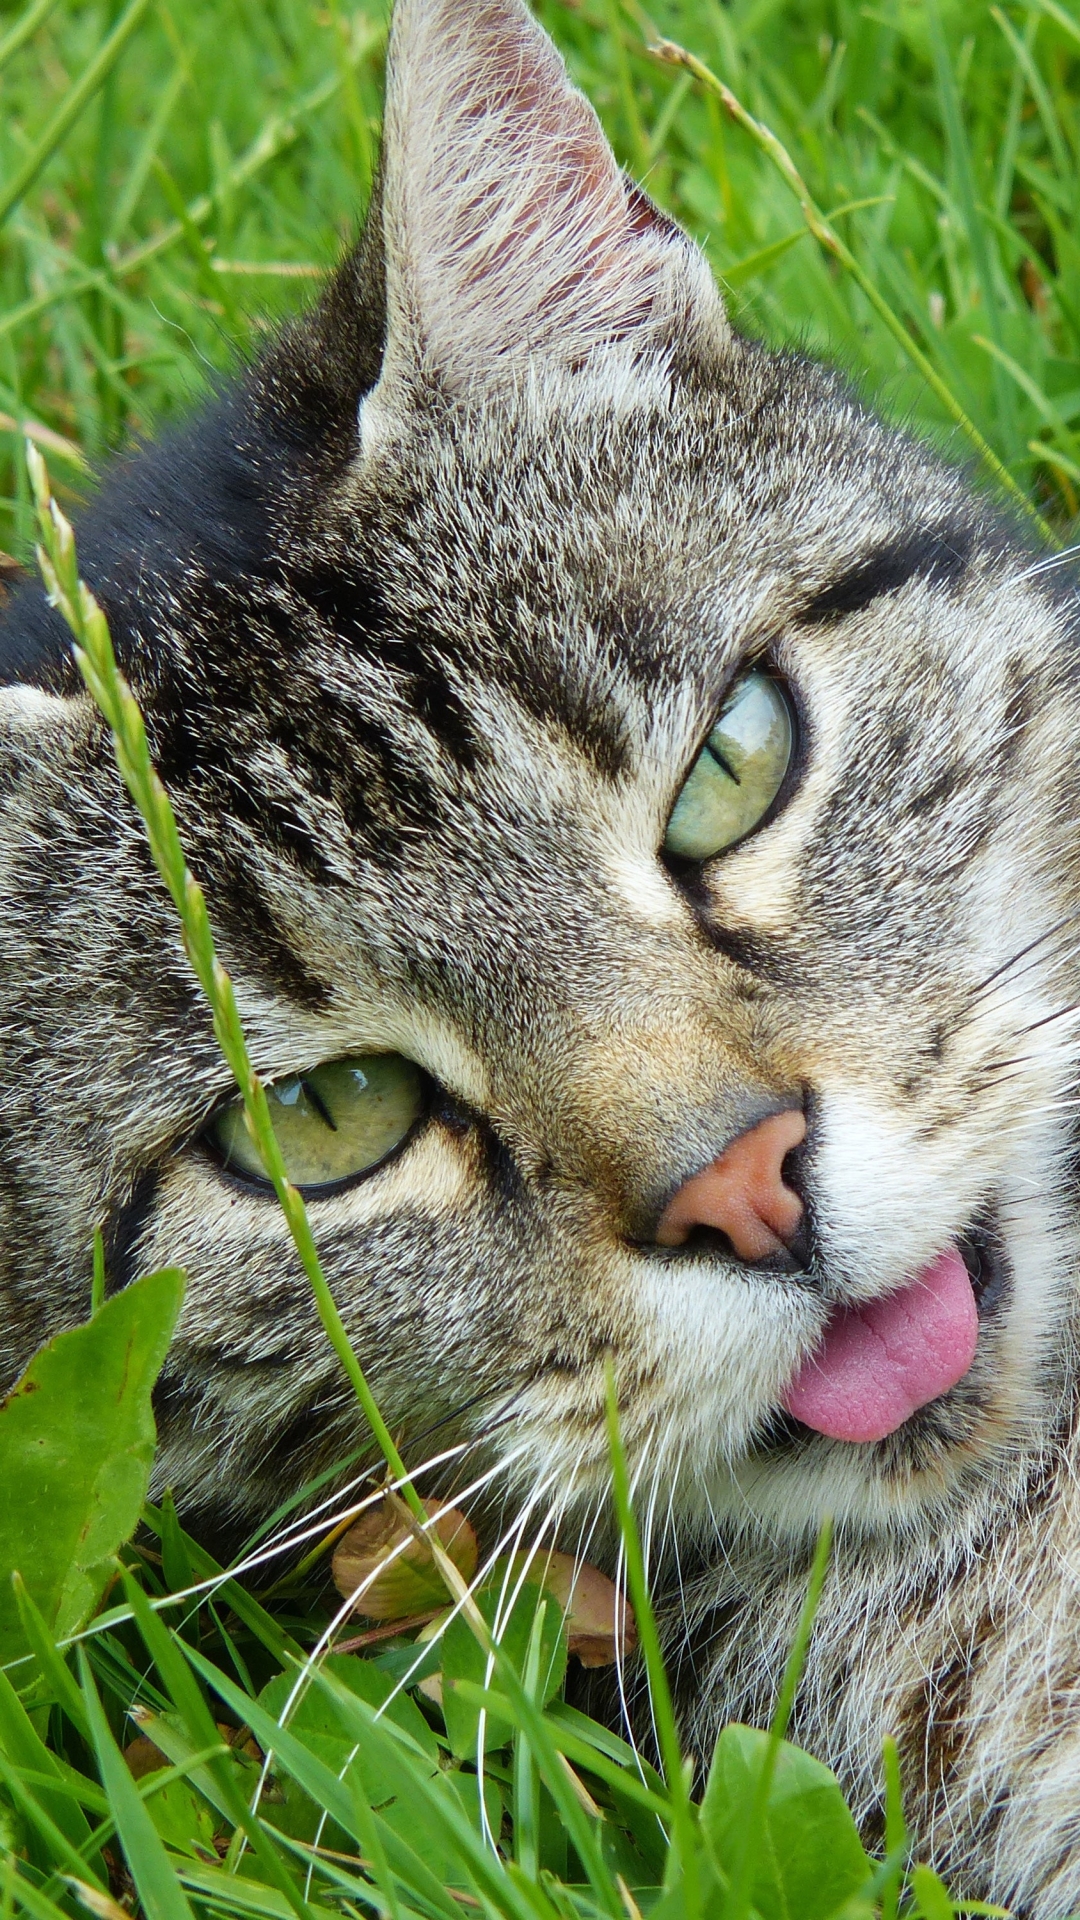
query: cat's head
[{"left": 3, "top": 0, "right": 1079, "bottom": 1550}]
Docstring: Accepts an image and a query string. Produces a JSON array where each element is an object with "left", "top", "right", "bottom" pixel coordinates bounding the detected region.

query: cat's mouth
[{"left": 777, "top": 1223, "right": 1007, "bottom": 1445}]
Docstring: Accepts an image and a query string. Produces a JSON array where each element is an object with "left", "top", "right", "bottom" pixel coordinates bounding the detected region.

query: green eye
[
  {"left": 664, "top": 670, "right": 794, "bottom": 861},
  {"left": 208, "top": 1054, "right": 425, "bottom": 1192}
]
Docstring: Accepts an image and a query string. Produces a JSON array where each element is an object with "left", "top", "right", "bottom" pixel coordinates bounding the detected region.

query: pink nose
[{"left": 655, "top": 1109, "right": 806, "bottom": 1260}]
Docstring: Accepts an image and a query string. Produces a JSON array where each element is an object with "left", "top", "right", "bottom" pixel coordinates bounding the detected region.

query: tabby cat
[{"left": 3, "top": 0, "right": 1079, "bottom": 1910}]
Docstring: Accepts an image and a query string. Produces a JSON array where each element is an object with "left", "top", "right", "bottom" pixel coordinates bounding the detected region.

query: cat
[{"left": 3, "top": 0, "right": 1080, "bottom": 1910}]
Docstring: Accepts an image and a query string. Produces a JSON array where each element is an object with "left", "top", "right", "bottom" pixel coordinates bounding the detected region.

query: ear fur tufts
[{"left": 372, "top": 0, "right": 724, "bottom": 400}]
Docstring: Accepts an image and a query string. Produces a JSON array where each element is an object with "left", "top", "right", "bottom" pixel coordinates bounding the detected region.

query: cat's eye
[
  {"left": 207, "top": 1054, "right": 425, "bottom": 1192},
  {"left": 664, "top": 670, "right": 794, "bottom": 861}
]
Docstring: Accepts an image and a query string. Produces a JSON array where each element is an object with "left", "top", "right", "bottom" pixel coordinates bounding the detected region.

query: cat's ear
[{"left": 365, "top": 0, "right": 725, "bottom": 411}]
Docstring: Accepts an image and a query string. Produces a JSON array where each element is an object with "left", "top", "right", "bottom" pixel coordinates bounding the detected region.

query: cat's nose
[{"left": 654, "top": 1109, "right": 807, "bottom": 1261}]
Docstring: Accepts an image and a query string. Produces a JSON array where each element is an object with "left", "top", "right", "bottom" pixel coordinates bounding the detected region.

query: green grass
[
  {"left": 1, "top": 0, "right": 1079, "bottom": 549},
  {"left": 3, "top": 1, "right": 1080, "bottom": 1915}
]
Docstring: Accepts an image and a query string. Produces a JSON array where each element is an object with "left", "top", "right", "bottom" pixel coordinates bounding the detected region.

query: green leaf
[
  {"left": 700, "top": 1724, "right": 871, "bottom": 1920},
  {"left": 0, "top": 1269, "right": 184, "bottom": 1665},
  {"left": 139, "top": 1765, "right": 218, "bottom": 1858},
  {"left": 187, "top": 1645, "right": 468, "bottom": 1919},
  {"left": 908, "top": 1864, "right": 955, "bottom": 1918},
  {"left": 441, "top": 1577, "right": 566, "bottom": 1759},
  {"left": 258, "top": 1652, "right": 438, "bottom": 1846}
]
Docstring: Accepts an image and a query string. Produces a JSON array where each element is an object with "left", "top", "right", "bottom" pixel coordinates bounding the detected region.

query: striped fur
[{"left": 2, "top": 2, "right": 1080, "bottom": 1908}]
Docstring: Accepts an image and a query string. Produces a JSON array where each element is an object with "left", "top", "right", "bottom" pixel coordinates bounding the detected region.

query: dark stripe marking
[{"left": 800, "top": 524, "right": 974, "bottom": 624}]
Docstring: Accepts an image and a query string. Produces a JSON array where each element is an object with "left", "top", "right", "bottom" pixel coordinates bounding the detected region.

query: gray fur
[{"left": 2, "top": 1, "right": 1080, "bottom": 1909}]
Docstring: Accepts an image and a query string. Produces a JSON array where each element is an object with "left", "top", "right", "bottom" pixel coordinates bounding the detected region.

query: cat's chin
[{"left": 488, "top": 1199, "right": 1074, "bottom": 1546}]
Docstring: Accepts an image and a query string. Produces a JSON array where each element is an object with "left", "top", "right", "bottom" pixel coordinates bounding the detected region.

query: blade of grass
[
  {"left": 924, "top": 0, "right": 1019, "bottom": 459},
  {"left": 512, "top": 1600, "right": 546, "bottom": 1880},
  {"left": 602, "top": 0, "right": 649, "bottom": 175},
  {"left": 646, "top": 34, "right": 1055, "bottom": 544},
  {"left": 1031, "top": 438, "right": 1080, "bottom": 484},
  {"left": 0, "top": 1664, "right": 101, "bottom": 1870},
  {"left": 1029, "top": 0, "right": 1080, "bottom": 50},
  {"left": 0, "top": 0, "right": 154, "bottom": 233},
  {"left": 718, "top": 227, "right": 806, "bottom": 288},
  {"left": 5, "top": 1868, "right": 82, "bottom": 1920},
  {"left": 105, "top": 61, "right": 188, "bottom": 247},
  {"left": 0, "top": 0, "right": 61, "bottom": 82},
  {"left": 75, "top": 1647, "right": 197, "bottom": 1920},
  {"left": 173, "top": 1865, "right": 313, "bottom": 1920},
  {"left": 120, "top": 1575, "right": 317, "bottom": 1920},
  {"left": 139, "top": 1501, "right": 306, "bottom": 1668},
  {"left": 603, "top": 1359, "right": 699, "bottom": 1920},
  {"left": 0, "top": 1748, "right": 108, "bottom": 1889},
  {"left": 972, "top": 332, "right": 1080, "bottom": 463},
  {"left": 268, "top": 1822, "right": 464, "bottom": 1920},
  {"left": 991, "top": 7, "right": 1070, "bottom": 180},
  {"left": 722, "top": 1514, "right": 834, "bottom": 1920},
  {"left": 11, "top": 1575, "right": 92, "bottom": 1746},
  {"left": 879, "top": 1734, "right": 906, "bottom": 1920},
  {"left": 28, "top": 448, "right": 427, "bottom": 1528}
]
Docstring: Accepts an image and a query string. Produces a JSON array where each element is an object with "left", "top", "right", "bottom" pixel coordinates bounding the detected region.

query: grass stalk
[
  {"left": 0, "top": 0, "right": 154, "bottom": 234},
  {"left": 647, "top": 34, "right": 1057, "bottom": 546},
  {"left": 722, "top": 1515, "right": 834, "bottom": 1920},
  {"left": 0, "top": 0, "right": 61, "bottom": 83},
  {"left": 603, "top": 1359, "right": 700, "bottom": 1920},
  {"left": 26, "top": 445, "right": 427, "bottom": 1529}
]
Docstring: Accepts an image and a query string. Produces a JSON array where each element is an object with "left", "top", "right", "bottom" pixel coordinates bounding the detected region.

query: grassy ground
[
  {"left": 2, "top": 1, "right": 1080, "bottom": 1915},
  {"left": 1, "top": 0, "right": 1079, "bottom": 552}
]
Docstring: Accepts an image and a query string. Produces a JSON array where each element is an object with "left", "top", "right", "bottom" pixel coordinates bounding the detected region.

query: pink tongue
[{"left": 781, "top": 1247, "right": 978, "bottom": 1444}]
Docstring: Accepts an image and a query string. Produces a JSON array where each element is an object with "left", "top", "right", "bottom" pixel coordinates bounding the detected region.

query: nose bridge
[{"left": 495, "top": 960, "right": 802, "bottom": 1238}]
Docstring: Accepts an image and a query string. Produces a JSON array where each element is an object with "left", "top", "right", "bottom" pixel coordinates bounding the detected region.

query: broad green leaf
[
  {"left": 0, "top": 1269, "right": 184, "bottom": 1664},
  {"left": 188, "top": 1646, "right": 467, "bottom": 1920},
  {"left": 440, "top": 1577, "right": 566, "bottom": 1758},
  {"left": 701, "top": 1724, "right": 871, "bottom": 1920},
  {"left": 260, "top": 1652, "right": 437, "bottom": 1767},
  {"left": 139, "top": 1762, "right": 218, "bottom": 1857},
  {"left": 258, "top": 1653, "right": 438, "bottom": 1848}
]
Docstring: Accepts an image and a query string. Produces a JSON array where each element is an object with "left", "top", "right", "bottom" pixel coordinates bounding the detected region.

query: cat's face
[{"left": 2, "top": 0, "right": 1079, "bottom": 1548}]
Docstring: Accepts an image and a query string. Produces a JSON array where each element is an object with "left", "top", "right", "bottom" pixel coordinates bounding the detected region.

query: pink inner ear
[{"left": 380, "top": 0, "right": 705, "bottom": 380}]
